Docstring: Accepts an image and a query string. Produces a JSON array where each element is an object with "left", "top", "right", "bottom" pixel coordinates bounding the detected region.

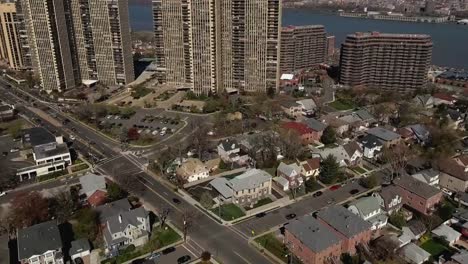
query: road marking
[
  {"left": 187, "top": 239, "right": 205, "bottom": 253},
  {"left": 233, "top": 251, "right": 253, "bottom": 264},
  {"left": 137, "top": 179, "right": 183, "bottom": 214},
  {"left": 228, "top": 226, "right": 250, "bottom": 241},
  {"left": 163, "top": 192, "right": 169, "bottom": 196},
  {"left": 182, "top": 244, "right": 198, "bottom": 257}
]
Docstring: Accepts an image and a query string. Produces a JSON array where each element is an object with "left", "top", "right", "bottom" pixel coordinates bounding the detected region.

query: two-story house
[
  {"left": 394, "top": 176, "right": 443, "bottom": 215},
  {"left": 411, "top": 169, "right": 439, "bottom": 187},
  {"left": 298, "top": 158, "right": 320, "bottom": 179},
  {"left": 439, "top": 158, "right": 468, "bottom": 193},
  {"left": 316, "top": 206, "right": 373, "bottom": 255},
  {"left": 280, "top": 101, "right": 303, "bottom": 119},
  {"left": 210, "top": 169, "right": 272, "bottom": 208},
  {"left": 348, "top": 196, "right": 388, "bottom": 230},
  {"left": 103, "top": 207, "right": 150, "bottom": 257},
  {"left": 276, "top": 162, "right": 303, "bottom": 191},
  {"left": 318, "top": 141, "right": 363, "bottom": 167},
  {"left": 365, "top": 127, "right": 401, "bottom": 147},
  {"left": 373, "top": 185, "right": 403, "bottom": 215},
  {"left": 282, "top": 122, "right": 322, "bottom": 145},
  {"left": 358, "top": 134, "right": 383, "bottom": 159},
  {"left": 176, "top": 158, "right": 209, "bottom": 183},
  {"left": 17, "top": 221, "right": 64, "bottom": 264},
  {"left": 296, "top": 99, "right": 317, "bottom": 116},
  {"left": 217, "top": 139, "right": 250, "bottom": 165}
]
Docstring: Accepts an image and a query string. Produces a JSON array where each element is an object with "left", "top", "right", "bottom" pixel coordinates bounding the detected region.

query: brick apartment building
[
  {"left": 394, "top": 176, "right": 443, "bottom": 215},
  {"left": 282, "top": 122, "right": 322, "bottom": 145},
  {"left": 285, "top": 206, "right": 373, "bottom": 264}
]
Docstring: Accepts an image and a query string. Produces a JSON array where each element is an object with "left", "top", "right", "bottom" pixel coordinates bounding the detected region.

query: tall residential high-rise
[
  {"left": 339, "top": 32, "right": 433, "bottom": 92},
  {"left": 71, "top": 0, "right": 134, "bottom": 86},
  {"left": 0, "top": 3, "right": 24, "bottom": 70},
  {"left": 153, "top": 0, "right": 281, "bottom": 95},
  {"left": 18, "top": 0, "right": 77, "bottom": 91},
  {"left": 279, "top": 25, "right": 327, "bottom": 74}
]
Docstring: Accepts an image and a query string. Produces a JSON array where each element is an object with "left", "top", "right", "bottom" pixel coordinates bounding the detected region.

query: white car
[
  {"left": 0, "top": 191, "right": 6, "bottom": 197},
  {"left": 70, "top": 135, "right": 76, "bottom": 140},
  {"left": 207, "top": 131, "right": 215, "bottom": 136},
  {"left": 10, "top": 148, "right": 19, "bottom": 153},
  {"left": 152, "top": 130, "right": 159, "bottom": 136},
  {"left": 160, "top": 131, "right": 166, "bottom": 136},
  {"left": 442, "top": 188, "right": 453, "bottom": 196}
]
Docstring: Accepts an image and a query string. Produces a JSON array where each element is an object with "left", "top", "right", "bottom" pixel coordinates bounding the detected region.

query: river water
[{"left": 129, "top": 4, "right": 468, "bottom": 69}]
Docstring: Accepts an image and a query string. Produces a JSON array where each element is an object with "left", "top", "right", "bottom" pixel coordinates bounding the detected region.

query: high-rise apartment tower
[
  {"left": 0, "top": 3, "right": 25, "bottom": 70},
  {"left": 339, "top": 32, "right": 432, "bottom": 92}
]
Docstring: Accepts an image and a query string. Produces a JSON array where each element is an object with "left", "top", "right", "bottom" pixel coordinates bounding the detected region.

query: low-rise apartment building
[
  {"left": 17, "top": 221, "right": 64, "bottom": 264},
  {"left": 210, "top": 169, "right": 272, "bottom": 207},
  {"left": 394, "top": 176, "right": 443, "bottom": 215},
  {"left": 282, "top": 122, "right": 322, "bottom": 145}
]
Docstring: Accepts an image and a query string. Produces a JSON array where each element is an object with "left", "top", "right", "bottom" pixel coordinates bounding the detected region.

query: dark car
[
  {"left": 349, "top": 189, "right": 359, "bottom": 195},
  {"left": 312, "top": 191, "right": 323, "bottom": 197},
  {"left": 161, "top": 247, "right": 176, "bottom": 255},
  {"left": 177, "top": 255, "right": 191, "bottom": 264},
  {"left": 172, "top": 198, "right": 181, "bottom": 204},
  {"left": 256, "top": 212, "right": 266, "bottom": 218},
  {"left": 285, "top": 213, "right": 296, "bottom": 220}
]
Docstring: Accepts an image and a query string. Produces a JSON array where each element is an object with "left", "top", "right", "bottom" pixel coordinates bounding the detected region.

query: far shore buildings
[
  {"left": 152, "top": 0, "right": 281, "bottom": 94},
  {"left": 339, "top": 32, "right": 433, "bottom": 92}
]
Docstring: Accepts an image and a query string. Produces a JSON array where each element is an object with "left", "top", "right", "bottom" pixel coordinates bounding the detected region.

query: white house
[
  {"left": 348, "top": 196, "right": 388, "bottom": 230},
  {"left": 358, "top": 134, "right": 383, "bottom": 159},
  {"left": 176, "top": 158, "right": 209, "bottom": 183},
  {"left": 400, "top": 243, "right": 430, "bottom": 264},
  {"left": 411, "top": 169, "right": 439, "bottom": 186},
  {"left": 103, "top": 207, "right": 150, "bottom": 257},
  {"left": 217, "top": 139, "right": 243, "bottom": 163},
  {"left": 276, "top": 162, "right": 303, "bottom": 190},
  {"left": 318, "top": 141, "right": 363, "bottom": 167}
]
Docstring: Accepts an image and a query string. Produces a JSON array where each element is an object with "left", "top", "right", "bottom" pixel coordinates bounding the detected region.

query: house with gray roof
[
  {"left": 96, "top": 198, "right": 132, "bottom": 223},
  {"left": 316, "top": 141, "right": 362, "bottom": 167},
  {"left": 302, "top": 118, "right": 327, "bottom": 132},
  {"left": 348, "top": 196, "right": 388, "bottom": 230},
  {"left": 17, "top": 221, "right": 64, "bottom": 264},
  {"left": 79, "top": 173, "right": 107, "bottom": 197},
  {"left": 358, "top": 134, "right": 383, "bottom": 159},
  {"left": 431, "top": 224, "right": 461, "bottom": 245},
  {"left": 210, "top": 169, "right": 272, "bottom": 207},
  {"left": 316, "top": 205, "right": 372, "bottom": 254},
  {"left": 296, "top": 99, "right": 317, "bottom": 116},
  {"left": 69, "top": 239, "right": 91, "bottom": 262},
  {"left": 413, "top": 94, "right": 434, "bottom": 109},
  {"left": 285, "top": 215, "right": 342, "bottom": 264},
  {"left": 411, "top": 169, "right": 439, "bottom": 186},
  {"left": 365, "top": 127, "right": 401, "bottom": 146},
  {"left": 276, "top": 162, "right": 303, "bottom": 190},
  {"left": 400, "top": 243, "right": 430, "bottom": 264},
  {"left": 103, "top": 207, "right": 150, "bottom": 256}
]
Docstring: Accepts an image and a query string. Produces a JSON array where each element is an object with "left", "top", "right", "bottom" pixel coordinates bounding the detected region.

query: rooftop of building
[
  {"left": 22, "top": 127, "right": 56, "bottom": 147},
  {"left": 17, "top": 221, "right": 62, "bottom": 260},
  {"left": 316, "top": 205, "right": 372, "bottom": 238},
  {"left": 394, "top": 176, "right": 441, "bottom": 199}
]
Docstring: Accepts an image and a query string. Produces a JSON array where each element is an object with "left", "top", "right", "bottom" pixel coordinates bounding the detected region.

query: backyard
[
  {"left": 328, "top": 98, "right": 356, "bottom": 111},
  {"left": 420, "top": 238, "right": 447, "bottom": 257},
  {"left": 210, "top": 203, "right": 245, "bottom": 221}
]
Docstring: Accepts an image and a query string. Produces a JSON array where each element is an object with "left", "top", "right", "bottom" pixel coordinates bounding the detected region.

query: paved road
[{"left": 0, "top": 84, "right": 274, "bottom": 264}]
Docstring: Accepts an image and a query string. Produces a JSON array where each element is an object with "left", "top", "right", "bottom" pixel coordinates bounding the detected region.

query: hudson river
[{"left": 129, "top": 4, "right": 468, "bottom": 70}]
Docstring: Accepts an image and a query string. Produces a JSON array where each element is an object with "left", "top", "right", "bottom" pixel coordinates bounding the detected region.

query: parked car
[
  {"left": 329, "top": 185, "right": 340, "bottom": 191},
  {"left": 147, "top": 252, "right": 161, "bottom": 260},
  {"left": 312, "top": 191, "right": 323, "bottom": 197},
  {"left": 285, "top": 213, "right": 296, "bottom": 220},
  {"left": 177, "top": 255, "right": 191, "bottom": 264},
  {"left": 349, "top": 189, "right": 359, "bottom": 195},
  {"left": 10, "top": 148, "right": 19, "bottom": 153},
  {"left": 256, "top": 212, "right": 266, "bottom": 218},
  {"left": 162, "top": 247, "right": 175, "bottom": 255},
  {"left": 172, "top": 198, "right": 181, "bottom": 204}
]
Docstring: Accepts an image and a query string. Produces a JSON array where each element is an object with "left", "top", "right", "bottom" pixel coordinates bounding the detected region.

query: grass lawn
[
  {"left": 151, "top": 225, "right": 181, "bottom": 247},
  {"left": 305, "top": 180, "right": 323, "bottom": 193},
  {"left": 211, "top": 204, "right": 245, "bottom": 221},
  {"left": 363, "top": 164, "right": 373, "bottom": 171},
  {"left": 420, "top": 239, "right": 447, "bottom": 256},
  {"left": 254, "top": 233, "right": 288, "bottom": 262},
  {"left": 71, "top": 163, "right": 89, "bottom": 172},
  {"left": 329, "top": 99, "right": 355, "bottom": 111},
  {"left": 250, "top": 198, "right": 273, "bottom": 209},
  {"left": 73, "top": 159, "right": 84, "bottom": 165},
  {"left": 352, "top": 166, "right": 367, "bottom": 174}
]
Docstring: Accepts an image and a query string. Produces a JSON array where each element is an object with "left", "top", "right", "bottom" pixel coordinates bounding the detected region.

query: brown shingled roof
[{"left": 439, "top": 159, "right": 468, "bottom": 181}]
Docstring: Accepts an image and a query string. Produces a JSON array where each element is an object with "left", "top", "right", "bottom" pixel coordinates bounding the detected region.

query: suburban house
[
  {"left": 210, "top": 169, "right": 272, "bottom": 207},
  {"left": 321, "top": 114, "right": 350, "bottom": 135},
  {"left": 276, "top": 162, "right": 303, "bottom": 190},
  {"left": 298, "top": 158, "right": 320, "bottom": 178},
  {"left": 413, "top": 94, "right": 434, "bottom": 109},
  {"left": 400, "top": 243, "right": 431, "bottom": 264},
  {"left": 373, "top": 185, "right": 403, "bottom": 215},
  {"left": 446, "top": 250, "right": 468, "bottom": 264},
  {"left": 176, "top": 158, "right": 209, "bottom": 183},
  {"left": 103, "top": 207, "right": 151, "bottom": 257},
  {"left": 316, "top": 206, "right": 373, "bottom": 255},
  {"left": 398, "top": 124, "right": 430, "bottom": 145},
  {"left": 348, "top": 196, "right": 388, "bottom": 230},
  {"left": 338, "top": 110, "right": 375, "bottom": 131},
  {"left": 17, "top": 221, "right": 64, "bottom": 264},
  {"left": 411, "top": 169, "right": 440, "bottom": 186},
  {"left": 317, "top": 141, "right": 363, "bottom": 167},
  {"left": 446, "top": 109, "right": 465, "bottom": 129},
  {"left": 0, "top": 103, "right": 15, "bottom": 121},
  {"left": 358, "top": 134, "right": 383, "bottom": 159},
  {"left": 96, "top": 198, "right": 132, "bottom": 224},
  {"left": 282, "top": 122, "right": 322, "bottom": 145},
  {"left": 365, "top": 127, "right": 401, "bottom": 147},
  {"left": 439, "top": 159, "right": 468, "bottom": 192},
  {"left": 296, "top": 99, "right": 317, "bottom": 116},
  {"left": 394, "top": 176, "right": 443, "bottom": 215},
  {"left": 217, "top": 139, "right": 249, "bottom": 165},
  {"left": 17, "top": 127, "right": 71, "bottom": 182},
  {"left": 79, "top": 173, "right": 108, "bottom": 207},
  {"left": 433, "top": 93, "right": 457, "bottom": 105},
  {"left": 431, "top": 224, "right": 461, "bottom": 245},
  {"left": 302, "top": 118, "right": 327, "bottom": 136},
  {"left": 285, "top": 215, "right": 343, "bottom": 264},
  {"left": 280, "top": 101, "right": 303, "bottom": 119},
  {"left": 69, "top": 239, "right": 91, "bottom": 263}
]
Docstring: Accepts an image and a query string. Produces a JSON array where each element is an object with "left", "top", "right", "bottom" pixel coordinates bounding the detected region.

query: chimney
[{"left": 118, "top": 215, "right": 122, "bottom": 223}]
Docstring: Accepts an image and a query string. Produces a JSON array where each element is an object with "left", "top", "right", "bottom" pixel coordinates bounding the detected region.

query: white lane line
[
  {"left": 228, "top": 226, "right": 250, "bottom": 241},
  {"left": 182, "top": 244, "right": 198, "bottom": 257},
  {"left": 187, "top": 239, "right": 205, "bottom": 252},
  {"left": 233, "top": 251, "right": 253, "bottom": 264},
  {"left": 137, "top": 179, "right": 183, "bottom": 213},
  {"left": 184, "top": 241, "right": 202, "bottom": 255}
]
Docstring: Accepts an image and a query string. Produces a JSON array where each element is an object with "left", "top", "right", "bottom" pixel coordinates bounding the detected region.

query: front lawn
[
  {"left": 352, "top": 166, "right": 367, "bottom": 174},
  {"left": 305, "top": 179, "right": 322, "bottom": 193},
  {"left": 420, "top": 238, "right": 447, "bottom": 257},
  {"left": 71, "top": 163, "right": 89, "bottom": 172},
  {"left": 210, "top": 204, "right": 245, "bottom": 221},
  {"left": 254, "top": 233, "right": 288, "bottom": 262},
  {"left": 250, "top": 198, "right": 273, "bottom": 209},
  {"left": 151, "top": 225, "right": 181, "bottom": 247},
  {"left": 329, "top": 99, "right": 355, "bottom": 111}
]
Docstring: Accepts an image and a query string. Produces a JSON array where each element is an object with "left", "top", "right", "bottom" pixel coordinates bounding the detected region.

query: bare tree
[
  {"left": 159, "top": 208, "right": 171, "bottom": 228},
  {"left": 182, "top": 208, "right": 199, "bottom": 241},
  {"left": 278, "top": 128, "right": 304, "bottom": 160},
  {"left": 382, "top": 142, "right": 410, "bottom": 181}
]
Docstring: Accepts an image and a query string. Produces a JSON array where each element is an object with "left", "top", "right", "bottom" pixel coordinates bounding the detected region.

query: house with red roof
[
  {"left": 433, "top": 93, "right": 457, "bottom": 105},
  {"left": 79, "top": 173, "right": 108, "bottom": 207},
  {"left": 282, "top": 122, "right": 322, "bottom": 145}
]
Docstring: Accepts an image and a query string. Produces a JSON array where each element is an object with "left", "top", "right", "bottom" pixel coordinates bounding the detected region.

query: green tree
[
  {"left": 320, "top": 126, "right": 336, "bottom": 145},
  {"left": 120, "top": 107, "right": 136, "bottom": 119},
  {"left": 437, "top": 200, "right": 456, "bottom": 221},
  {"left": 7, "top": 120, "right": 23, "bottom": 138},
  {"left": 319, "top": 155, "right": 341, "bottom": 184},
  {"left": 200, "top": 192, "right": 214, "bottom": 209},
  {"left": 360, "top": 174, "right": 378, "bottom": 189},
  {"left": 73, "top": 208, "right": 98, "bottom": 241},
  {"left": 388, "top": 212, "right": 406, "bottom": 229},
  {"left": 107, "top": 182, "right": 126, "bottom": 201}
]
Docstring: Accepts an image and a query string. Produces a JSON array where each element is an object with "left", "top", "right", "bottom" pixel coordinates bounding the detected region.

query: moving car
[
  {"left": 285, "top": 213, "right": 296, "bottom": 220},
  {"left": 312, "top": 191, "right": 323, "bottom": 197},
  {"left": 256, "top": 212, "right": 266, "bottom": 218},
  {"left": 172, "top": 198, "right": 181, "bottom": 204},
  {"left": 177, "top": 255, "right": 191, "bottom": 264},
  {"left": 0, "top": 191, "right": 7, "bottom": 197}
]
